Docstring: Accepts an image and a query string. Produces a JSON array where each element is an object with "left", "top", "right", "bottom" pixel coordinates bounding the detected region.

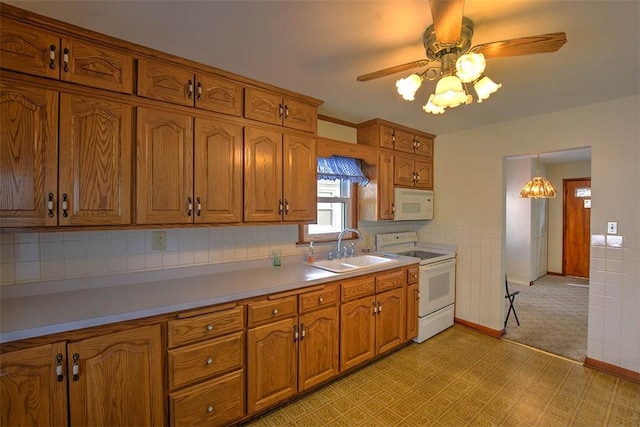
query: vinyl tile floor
[{"left": 245, "top": 325, "right": 640, "bottom": 426}]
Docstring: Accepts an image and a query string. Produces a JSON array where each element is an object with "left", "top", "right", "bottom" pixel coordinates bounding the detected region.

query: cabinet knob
[
  {"left": 318, "top": 297, "right": 324, "bottom": 303},
  {"left": 206, "top": 324, "right": 213, "bottom": 331},
  {"left": 272, "top": 308, "right": 278, "bottom": 315},
  {"left": 207, "top": 406, "right": 214, "bottom": 413},
  {"left": 205, "top": 357, "right": 213, "bottom": 365}
]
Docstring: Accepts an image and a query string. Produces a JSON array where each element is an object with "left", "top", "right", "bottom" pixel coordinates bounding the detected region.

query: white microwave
[{"left": 393, "top": 188, "right": 434, "bottom": 221}]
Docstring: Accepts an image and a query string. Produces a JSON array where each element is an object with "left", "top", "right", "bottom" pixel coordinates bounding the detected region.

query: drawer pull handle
[
  {"left": 206, "top": 324, "right": 214, "bottom": 331},
  {"left": 72, "top": 353, "right": 80, "bottom": 381},
  {"left": 56, "top": 353, "right": 64, "bottom": 382},
  {"left": 47, "top": 193, "right": 55, "bottom": 218},
  {"left": 318, "top": 297, "right": 324, "bottom": 303},
  {"left": 272, "top": 308, "right": 278, "bottom": 315},
  {"left": 63, "top": 48, "right": 69, "bottom": 73},
  {"left": 207, "top": 405, "right": 214, "bottom": 413},
  {"left": 205, "top": 357, "right": 213, "bottom": 365},
  {"left": 49, "top": 45, "right": 56, "bottom": 70},
  {"left": 62, "top": 193, "right": 68, "bottom": 217}
]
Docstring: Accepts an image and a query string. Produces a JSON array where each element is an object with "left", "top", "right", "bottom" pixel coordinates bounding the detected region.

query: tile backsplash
[{"left": 0, "top": 225, "right": 308, "bottom": 286}]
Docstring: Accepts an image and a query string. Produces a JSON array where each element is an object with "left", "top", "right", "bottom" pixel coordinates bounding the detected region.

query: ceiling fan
[{"left": 357, "top": 0, "right": 567, "bottom": 114}]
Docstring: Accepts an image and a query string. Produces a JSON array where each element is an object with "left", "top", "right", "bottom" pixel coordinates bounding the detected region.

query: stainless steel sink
[{"left": 305, "top": 255, "right": 397, "bottom": 273}]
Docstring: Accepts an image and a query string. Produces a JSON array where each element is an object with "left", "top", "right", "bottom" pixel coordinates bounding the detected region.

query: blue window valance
[{"left": 317, "top": 156, "right": 369, "bottom": 186}]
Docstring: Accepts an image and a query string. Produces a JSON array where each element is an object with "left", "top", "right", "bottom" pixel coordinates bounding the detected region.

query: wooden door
[
  {"left": 282, "top": 98, "right": 316, "bottom": 133},
  {"left": 137, "top": 59, "right": 195, "bottom": 107},
  {"left": 60, "top": 38, "right": 133, "bottom": 94},
  {"left": 394, "top": 155, "right": 416, "bottom": 187},
  {"left": 0, "top": 342, "right": 68, "bottom": 427},
  {"left": 563, "top": 178, "right": 591, "bottom": 278},
  {"left": 0, "top": 81, "right": 58, "bottom": 227},
  {"left": 136, "top": 107, "right": 193, "bottom": 224},
  {"left": 195, "top": 74, "right": 243, "bottom": 116},
  {"left": 378, "top": 152, "right": 395, "bottom": 220},
  {"left": 194, "top": 118, "right": 243, "bottom": 223},
  {"left": 244, "top": 87, "right": 282, "bottom": 126},
  {"left": 0, "top": 17, "right": 60, "bottom": 79},
  {"left": 244, "top": 127, "right": 282, "bottom": 222},
  {"left": 414, "top": 160, "right": 433, "bottom": 189},
  {"left": 246, "top": 317, "right": 297, "bottom": 414},
  {"left": 298, "top": 306, "right": 339, "bottom": 392},
  {"left": 67, "top": 325, "right": 164, "bottom": 427},
  {"left": 58, "top": 93, "right": 132, "bottom": 225},
  {"left": 340, "top": 296, "right": 375, "bottom": 371},
  {"left": 282, "top": 133, "right": 316, "bottom": 222},
  {"left": 405, "top": 283, "right": 419, "bottom": 341},
  {"left": 394, "top": 129, "right": 415, "bottom": 154},
  {"left": 376, "top": 288, "right": 404, "bottom": 354}
]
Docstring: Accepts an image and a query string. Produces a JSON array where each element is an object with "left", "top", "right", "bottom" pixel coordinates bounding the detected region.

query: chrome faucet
[{"left": 335, "top": 227, "right": 363, "bottom": 259}]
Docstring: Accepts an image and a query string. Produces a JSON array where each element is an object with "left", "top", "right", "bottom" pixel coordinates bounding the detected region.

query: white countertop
[{"left": 0, "top": 254, "right": 418, "bottom": 343}]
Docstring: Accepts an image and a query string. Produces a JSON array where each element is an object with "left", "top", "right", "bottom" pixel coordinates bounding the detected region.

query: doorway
[{"left": 563, "top": 178, "right": 591, "bottom": 278}]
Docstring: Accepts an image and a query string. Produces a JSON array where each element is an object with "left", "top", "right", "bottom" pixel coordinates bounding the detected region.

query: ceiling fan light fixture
[
  {"left": 396, "top": 73, "right": 423, "bottom": 101},
  {"left": 455, "top": 52, "right": 486, "bottom": 83},
  {"left": 473, "top": 76, "right": 502, "bottom": 102},
  {"left": 431, "top": 75, "right": 467, "bottom": 108},
  {"left": 423, "top": 94, "right": 446, "bottom": 114}
]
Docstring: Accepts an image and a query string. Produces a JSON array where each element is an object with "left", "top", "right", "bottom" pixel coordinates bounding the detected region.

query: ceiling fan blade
[
  {"left": 472, "top": 32, "right": 567, "bottom": 59},
  {"left": 356, "top": 59, "right": 432, "bottom": 82},
  {"left": 429, "top": 0, "right": 465, "bottom": 44}
]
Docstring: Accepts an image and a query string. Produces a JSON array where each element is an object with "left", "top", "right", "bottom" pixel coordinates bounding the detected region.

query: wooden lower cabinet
[
  {"left": 340, "top": 295, "right": 376, "bottom": 371},
  {"left": 0, "top": 325, "right": 164, "bottom": 427},
  {"left": 376, "top": 288, "right": 404, "bottom": 354},
  {"left": 298, "top": 306, "right": 340, "bottom": 391}
]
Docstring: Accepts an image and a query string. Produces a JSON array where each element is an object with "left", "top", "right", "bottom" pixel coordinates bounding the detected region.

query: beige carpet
[{"left": 503, "top": 274, "right": 588, "bottom": 362}]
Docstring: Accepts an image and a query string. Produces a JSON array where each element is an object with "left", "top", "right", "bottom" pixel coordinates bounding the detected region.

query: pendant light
[{"left": 520, "top": 155, "right": 557, "bottom": 199}]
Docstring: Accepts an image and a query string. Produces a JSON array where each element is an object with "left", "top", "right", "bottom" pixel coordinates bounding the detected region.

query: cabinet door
[
  {"left": 0, "top": 81, "right": 58, "bottom": 227},
  {"left": 0, "top": 17, "right": 60, "bottom": 79},
  {"left": 298, "top": 306, "right": 339, "bottom": 392},
  {"left": 244, "top": 127, "right": 282, "bottom": 222},
  {"left": 283, "top": 98, "right": 316, "bottom": 133},
  {"left": 67, "top": 325, "right": 164, "bottom": 426},
  {"left": 136, "top": 107, "right": 194, "bottom": 224},
  {"left": 244, "top": 87, "right": 282, "bottom": 126},
  {"left": 247, "top": 318, "right": 297, "bottom": 414},
  {"left": 194, "top": 118, "right": 243, "bottom": 223},
  {"left": 376, "top": 288, "right": 404, "bottom": 354},
  {"left": 394, "top": 129, "right": 415, "bottom": 154},
  {"left": 60, "top": 38, "right": 133, "bottom": 94},
  {"left": 414, "top": 135, "right": 433, "bottom": 158},
  {"left": 378, "top": 152, "right": 395, "bottom": 220},
  {"left": 137, "top": 59, "right": 195, "bottom": 107},
  {"left": 414, "top": 160, "right": 433, "bottom": 189},
  {"left": 282, "top": 133, "right": 316, "bottom": 222},
  {"left": 340, "top": 296, "right": 375, "bottom": 371},
  {"left": 406, "top": 283, "right": 419, "bottom": 341},
  {"left": 58, "top": 93, "right": 132, "bottom": 225},
  {"left": 0, "top": 342, "right": 68, "bottom": 427},
  {"left": 378, "top": 125, "right": 394, "bottom": 150},
  {"left": 394, "top": 155, "right": 415, "bottom": 187},
  {"left": 195, "top": 74, "right": 243, "bottom": 116}
]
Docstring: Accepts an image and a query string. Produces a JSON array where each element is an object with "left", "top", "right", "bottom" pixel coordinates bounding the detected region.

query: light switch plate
[
  {"left": 607, "top": 221, "right": 618, "bottom": 235},
  {"left": 152, "top": 231, "right": 167, "bottom": 251}
]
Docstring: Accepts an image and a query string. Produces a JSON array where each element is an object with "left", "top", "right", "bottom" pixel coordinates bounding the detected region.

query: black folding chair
[{"left": 504, "top": 274, "right": 520, "bottom": 327}]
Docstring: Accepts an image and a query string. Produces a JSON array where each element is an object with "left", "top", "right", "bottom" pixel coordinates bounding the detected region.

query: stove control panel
[{"left": 376, "top": 232, "right": 419, "bottom": 252}]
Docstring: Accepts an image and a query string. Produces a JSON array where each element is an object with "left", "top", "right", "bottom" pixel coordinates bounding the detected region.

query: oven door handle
[{"left": 421, "top": 258, "right": 456, "bottom": 271}]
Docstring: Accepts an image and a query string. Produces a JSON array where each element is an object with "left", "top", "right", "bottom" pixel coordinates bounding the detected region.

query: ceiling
[{"left": 6, "top": 1, "right": 639, "bottom": 137}]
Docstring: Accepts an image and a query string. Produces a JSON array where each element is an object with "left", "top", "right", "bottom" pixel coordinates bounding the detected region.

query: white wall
[
  {"left": 425, "top": 95, "right": 639, "bottom": 373},
  {"left": 505, "top": 157, "right": 534, "bottom": 285}
]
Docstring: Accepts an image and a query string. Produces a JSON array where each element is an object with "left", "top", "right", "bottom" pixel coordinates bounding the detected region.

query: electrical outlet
[
  {"left": 152, "top": 231, "right": 167, "bottom": 251},
  {"left": 607, "top": 221, "right": 618, "bottom": 235}
]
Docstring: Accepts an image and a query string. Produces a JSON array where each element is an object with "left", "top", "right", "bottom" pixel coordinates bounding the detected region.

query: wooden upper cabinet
[
  {"left": 357, "top": 119, "right": 435, "bottom": 159},
  {"left": 195, "top": 74, "right": 243, "bottom": 116},
  {"left": 414, "top": 159, "right": 433, "bottom": 189},
  {"left": 244, "top": 87, "right": 316, "bottom": 133},
  {"left": 244, "top": 127, "right": 283, "bottom": 222},
  {"left": 137, "top": 59, "right": 195, "bottom": 107},
  {"left": 59, "top": 37, "right": 133, "bottom": 94},
  {"left": 67, "top": 325, "right": 164, "bottom": 426},
  {"left": 0, "top": 17, "right": 60, "bottom": 79},
  {"left": 394, "top": 155, "right": 433, "bottom": 190},
  {"left": 194, "top": 118, "right": 243, "bottom": 223},
  {"left": 0, "top": 81, "right": 58, "bottom": 227},
  {"left": 58, "top": 93, "right": 132, "bottom": 225},
  {"left": 282, "top": 134, "right": 316, "bottom": 222},
  {"left": 0, "top": 342, "right": 68, "bottom": 427},
  {"left": 136, "top": 107, "right": 194, "bottom": 224}
]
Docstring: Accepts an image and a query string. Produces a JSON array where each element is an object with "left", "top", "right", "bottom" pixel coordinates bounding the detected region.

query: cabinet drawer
[
  {"left": 247, "top": 296, "right": 297, "bottom": 327},
  {"left": 168, "top": 331, "right": 244, "bottom": 389},
  {"left": 376, "top": 268, "right": 404, "bottom": 292},
  {"left": 168, "top": 306, "right": 244, "bottom": 348},
  {"left": 169, "top": 370, "right": 244, "bottom": 427},
  {"left": 407, "top": 265, "right": 419, "bottom": 285},
  {"left": 341, "top": 276, "right": 375, "bottom": 302},
  {"left": 299, "top": 284, "right": 339, "bottom": 313}
]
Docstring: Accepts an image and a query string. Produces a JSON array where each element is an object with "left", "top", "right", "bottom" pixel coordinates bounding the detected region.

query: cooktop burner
[{"left": 397, "top": 250, "right": 447, "bottom": 260}]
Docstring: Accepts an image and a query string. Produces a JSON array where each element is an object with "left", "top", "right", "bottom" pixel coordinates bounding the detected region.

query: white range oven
[{"left": 376, "top": 231, "right": 457, "bottom": 343}]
